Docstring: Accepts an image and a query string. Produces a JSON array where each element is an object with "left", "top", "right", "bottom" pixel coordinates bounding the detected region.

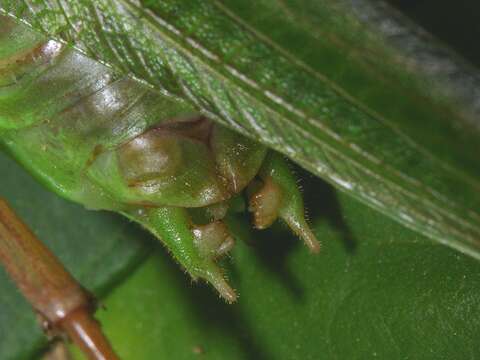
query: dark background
[{"left": 387, "top": 0, "right": 480, "bottom": 66}]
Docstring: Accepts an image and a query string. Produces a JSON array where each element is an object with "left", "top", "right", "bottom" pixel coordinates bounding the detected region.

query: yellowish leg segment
[
  {"left": 248, "top": 177, "right": 282, "bottom": 229},
  {"left": 193, "top": 221, "right": 235, "bottom": 259}
]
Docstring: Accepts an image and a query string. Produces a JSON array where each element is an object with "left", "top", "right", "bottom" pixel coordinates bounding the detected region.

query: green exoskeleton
[{"left": 0, "top": 16, "right": 319, "bottom": 302}]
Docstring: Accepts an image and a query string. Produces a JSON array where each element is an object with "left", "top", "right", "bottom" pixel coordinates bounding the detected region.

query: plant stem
[{"left": 0, "top": 198, "right": 119, "bottom": 360}]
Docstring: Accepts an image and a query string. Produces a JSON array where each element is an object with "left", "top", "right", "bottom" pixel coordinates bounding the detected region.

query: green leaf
[
  {"left": 0, "top": 151, "right": 149, "bottom": 359},
  {"left": 2, "top": 0, "right": 480, "bottom": 260},
  {"left": 73, "top": 173, "right": 480, "bottom": 360}
]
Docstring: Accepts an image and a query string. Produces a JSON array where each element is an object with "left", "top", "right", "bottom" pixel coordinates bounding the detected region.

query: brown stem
[
  {"left": 60, "top": 307, "right": 119, "bottom": 360},
  {"left": 0, "top": 198, "right": 119, "bottom": 360}
]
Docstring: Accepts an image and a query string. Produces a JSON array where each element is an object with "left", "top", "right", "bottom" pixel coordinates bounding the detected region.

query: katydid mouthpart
[{"left": 0, "top": 15, "right": 319, "bottom": 304}]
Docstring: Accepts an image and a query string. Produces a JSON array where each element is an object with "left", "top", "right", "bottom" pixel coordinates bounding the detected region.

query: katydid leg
[
  {"left": 125, "top": 206, "right": 237, "bottom": 303},
  {"left": 249, "top": 153, "right": 321, "bottom": 253}
]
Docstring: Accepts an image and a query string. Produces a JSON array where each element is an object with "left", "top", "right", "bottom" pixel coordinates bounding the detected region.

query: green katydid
[{"left": 0, "top": 14, "right": 318, "bottom": 305}]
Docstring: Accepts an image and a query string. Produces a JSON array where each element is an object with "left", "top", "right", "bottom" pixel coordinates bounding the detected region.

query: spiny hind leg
[
  {"left": 248, "top": 152, "right": 320, "bottom": 253},
  {"left": 124, "top": 206, "right": 237, "bottom": 303}
]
